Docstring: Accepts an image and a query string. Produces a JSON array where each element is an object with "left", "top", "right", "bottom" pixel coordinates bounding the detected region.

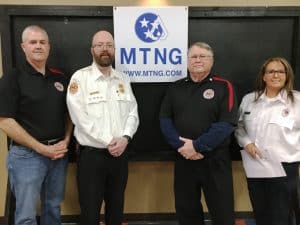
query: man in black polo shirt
[
  {"left": 160, "top": 42, "right": 238, "bottom": 225},
  {"left": 0, "top": 25, "right": 72, "bottom": 225}
]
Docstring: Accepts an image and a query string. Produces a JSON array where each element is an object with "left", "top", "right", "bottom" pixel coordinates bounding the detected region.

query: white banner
[{"left": 114, "top": 6, "right": 188, "bottom": 82}]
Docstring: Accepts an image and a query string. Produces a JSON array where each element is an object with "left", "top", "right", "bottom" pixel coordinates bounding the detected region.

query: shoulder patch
[
  {"left": 49, "top": 68, "right": 64, "bottom": 75},
  {"left": 69, "top": 80, "right": 79, "bottom": 94}
]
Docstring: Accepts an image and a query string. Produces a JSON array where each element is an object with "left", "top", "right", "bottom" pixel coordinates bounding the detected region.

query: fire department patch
[{"left": 69, "top": 80, "right": 79, "bottom": 94}]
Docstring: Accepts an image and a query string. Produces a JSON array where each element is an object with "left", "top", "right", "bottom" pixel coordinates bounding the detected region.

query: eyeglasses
[
  {"left": 92, "top": 43, "right": 114, "bottom": 50},
  {"left": 189, "top": 55, "right": 213, "bottom": 60},
  {"left": 265, "top": 70, "right": 286, "bottom": 75}
]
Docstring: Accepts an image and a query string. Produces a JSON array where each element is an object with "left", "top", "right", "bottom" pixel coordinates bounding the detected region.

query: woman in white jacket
[{"left": 235, "top": 57, "right": 300, "bottom": 225}]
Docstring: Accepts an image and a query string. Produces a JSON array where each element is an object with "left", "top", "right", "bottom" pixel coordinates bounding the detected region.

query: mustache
[
  {"left": 33, "top": 50, "right": 44, "bottom": 52},
  {"left": 100, "top": 51, "right": 110, "bottom": 57}
]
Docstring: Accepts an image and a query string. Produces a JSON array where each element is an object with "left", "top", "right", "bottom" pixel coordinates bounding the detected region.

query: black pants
[
  {"left": 297, "top": 164, "right": 300, "bottom": 225},
  {"left": 285, "top": 162, "right": 300, "bottom": 225},
  {"left": 174, "top": 149, "right": 235, "bottom": 225},
  {"left": 247, "top": 162, "right": 300, "bottom": 225},
  {"left": 77, "top": 147, "right": 128, "bottom": 225}
]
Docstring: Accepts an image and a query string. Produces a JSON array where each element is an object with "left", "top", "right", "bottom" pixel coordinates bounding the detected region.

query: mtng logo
[
  {"left": 120, "top": 12, "right": 181, "bottom": 65},
  {"left": 135, "top": 12, "right": 167, "bottom": 43}
]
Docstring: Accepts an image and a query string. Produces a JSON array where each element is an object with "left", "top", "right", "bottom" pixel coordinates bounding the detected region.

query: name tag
[{"left": 87, "top": 93, "right": 106, "bottom": 104}]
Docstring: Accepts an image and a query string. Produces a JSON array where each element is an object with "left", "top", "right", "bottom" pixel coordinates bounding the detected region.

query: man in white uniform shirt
[{"left": 67, "top": 30, "right": 139, "bottom": 225}]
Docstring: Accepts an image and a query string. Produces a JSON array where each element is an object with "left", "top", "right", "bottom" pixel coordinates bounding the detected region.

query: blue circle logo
[{"left": 135, "top": 12, "right": 168, "bottom": 43}]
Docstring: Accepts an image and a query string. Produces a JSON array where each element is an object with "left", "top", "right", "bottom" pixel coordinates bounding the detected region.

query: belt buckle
[{"left": 45, "top": 138, "right": 61, "bottom": 145}]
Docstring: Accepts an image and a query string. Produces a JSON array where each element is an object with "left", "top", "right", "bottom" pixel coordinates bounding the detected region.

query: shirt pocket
[
  {"left": 269, "top": 115, "right": 295, "bottom": 130},
  {"left": 113, "top": 92, "right": 134, "bottom": 117},
  {"left": 86, "top": 93, "right": 106, "bottom": 118}
]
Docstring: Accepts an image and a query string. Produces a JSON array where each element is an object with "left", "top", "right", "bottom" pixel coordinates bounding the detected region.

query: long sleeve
[
  {"left": 234, "top": 96, "right": 252, "bottom": 148},
  {"left": 193, "top": 122, "right": 234, "bottom": 152},
  {"left": 159, "top": 86, "right": 183, "bottom": 149},
  {"left": 160, "top": 118, "right": 184, "bottom": 149},
  {"left": 122, "top": 83, "right": 139, "bottom": 137}
]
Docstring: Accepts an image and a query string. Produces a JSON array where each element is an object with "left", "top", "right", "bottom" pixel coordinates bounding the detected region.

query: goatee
[{"left": 95, "top": 52, "right": 113, "bottom": 67}]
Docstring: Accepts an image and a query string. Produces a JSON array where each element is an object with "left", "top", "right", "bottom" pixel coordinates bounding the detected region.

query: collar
[
  {"left": 91, "top": 62, "right": 121, "bottom": 81},
  {"left": 258, "top": 89, "right": 288, "bottom": 104},
  {"left": 186, "top": 73, "right": 212, "bottom": 83},
  {"left": 23, "top": 61, "right": 50, "bottom": 77}
]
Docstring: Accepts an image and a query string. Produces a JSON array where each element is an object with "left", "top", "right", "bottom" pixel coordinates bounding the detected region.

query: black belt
[
  {"left": 12, "top": 137, "right": 63, "bottom": 146},
  {"left": 80, "top": 145, "right": 107, "bottom": 152}
]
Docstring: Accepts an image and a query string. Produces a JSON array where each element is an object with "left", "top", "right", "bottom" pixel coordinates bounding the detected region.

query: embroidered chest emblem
[
  {"left": 203, "top": 89, "right": 215, "bottom": 99},
  {"left": 54, "top": 82, "right": 64, "bottom": 92},
  {"left": 281, "top": 108, "right": 289, "bottom": 117}
]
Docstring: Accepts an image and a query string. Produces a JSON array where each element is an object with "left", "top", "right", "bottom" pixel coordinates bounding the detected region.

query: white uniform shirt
[
  {"left": 235, "top": 90, "right": 300, "bottom": 163},
  {"left": 67, "top": 62, "right": 139, "bottom": 148}
]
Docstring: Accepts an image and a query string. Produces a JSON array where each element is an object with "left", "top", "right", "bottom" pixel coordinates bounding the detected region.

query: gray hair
[
  {"left": 188, "top": 42, "right": 214, "bottom": 57},
  {"left": 21, "top": 25, "right": 49, "bottom": 42}
]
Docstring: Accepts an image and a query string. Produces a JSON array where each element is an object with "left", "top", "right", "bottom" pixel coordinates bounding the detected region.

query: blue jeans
[{"left": 7, "top": 144, "right": 68, "bottom": 225}]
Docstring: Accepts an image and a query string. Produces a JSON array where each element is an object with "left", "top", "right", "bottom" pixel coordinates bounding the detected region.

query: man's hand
[
  {"left": 190, "top": 152, "right": 204, "bottom": 160},
  {"left": 178, "top": 137, "right": 204, "bottom": 160},
  {"left": 107, "top": 136, "right": 128, "bottom": 157},
  {"left": 0, "top": 117, "right": 69, "bottom": 160},
  {"left": 52, "top": 139, "right": 70, "bottom": 160},
  {"left": 37, "top": 140, "right": 69, "bottom": 160}
]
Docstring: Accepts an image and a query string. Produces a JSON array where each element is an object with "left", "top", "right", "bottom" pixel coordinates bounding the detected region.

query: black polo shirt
[
  {"left": 160, "top": 74, "right": 238, "bottom": 146},
  {"left": 0, "top": 62, "right": 69, "bottom": 141}
]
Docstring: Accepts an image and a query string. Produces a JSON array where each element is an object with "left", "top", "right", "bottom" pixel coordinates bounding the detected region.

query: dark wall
[
  {"left": 189, "top": 17, "right": 295, "bottom": 101},
  {"left": 1, "top": 6, "right": 300, "bottom": 160}
]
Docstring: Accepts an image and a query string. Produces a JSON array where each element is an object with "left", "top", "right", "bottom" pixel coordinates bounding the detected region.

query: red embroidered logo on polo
[
  {"left": 203, "top": 88, "right": 215, "bottom": 99},
  {"left": 54, "top": 82, "right": 64, "bottom": 92}
]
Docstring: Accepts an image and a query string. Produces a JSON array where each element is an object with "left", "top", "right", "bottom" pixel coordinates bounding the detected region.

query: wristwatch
[{"left": 122, "top": 135, "right": 132, "bottom": 143}]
